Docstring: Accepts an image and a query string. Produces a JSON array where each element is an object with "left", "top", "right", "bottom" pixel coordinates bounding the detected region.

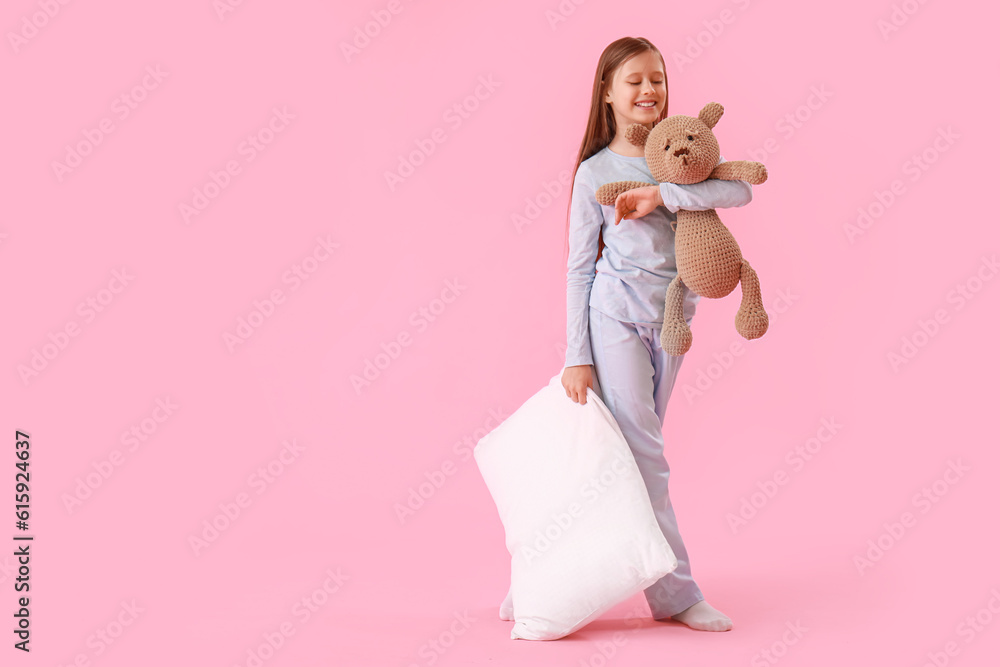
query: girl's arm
[
  {"left": 658, "top": 154, "right": 753, "bottom": 213},
  {"left": 566, "top": 168, "right": 602, "bottom": 368}
]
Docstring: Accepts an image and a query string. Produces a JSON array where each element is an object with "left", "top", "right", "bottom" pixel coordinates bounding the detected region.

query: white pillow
[{"left": 474, "top": 371, "right": 678, "bottom": 640}]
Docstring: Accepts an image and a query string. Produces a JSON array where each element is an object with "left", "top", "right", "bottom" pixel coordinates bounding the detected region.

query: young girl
[{"left": 562, "top": 36, "right": 755, "bottom": 632}]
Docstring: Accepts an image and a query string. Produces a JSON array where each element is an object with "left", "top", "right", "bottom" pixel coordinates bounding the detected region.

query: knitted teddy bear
[{"left": 595, "top": 102, "right": 769, "bottom": 356}]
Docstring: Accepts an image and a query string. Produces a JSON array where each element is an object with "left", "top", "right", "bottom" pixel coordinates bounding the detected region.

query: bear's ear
[
  {"left": 698, "top": 102, "right": 724, "bottom": 129},
  {"left": 624, "top": 123, "right": 650, "bottom": 147}
]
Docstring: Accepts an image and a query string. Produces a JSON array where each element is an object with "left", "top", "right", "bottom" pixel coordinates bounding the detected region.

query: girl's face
[{"left": 603, "top": 51, "right": 666, "bottom": 132}]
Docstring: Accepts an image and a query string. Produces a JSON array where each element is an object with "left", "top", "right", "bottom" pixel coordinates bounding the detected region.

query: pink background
[{"left": 3, "top": 0, "right": 999, "bottom": 664}]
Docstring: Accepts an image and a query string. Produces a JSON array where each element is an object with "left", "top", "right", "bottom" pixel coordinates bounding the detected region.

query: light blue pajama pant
[{"left": 587, "top": 304, "right": 704, "bottom": 620}]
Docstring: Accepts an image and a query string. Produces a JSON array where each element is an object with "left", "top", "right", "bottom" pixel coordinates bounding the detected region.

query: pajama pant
[
  {"left": 499, "top": 304, "right": 703, "bottom": 622},
  {"left": 587, "top": 304, "right": 704, "bottom": 619}
]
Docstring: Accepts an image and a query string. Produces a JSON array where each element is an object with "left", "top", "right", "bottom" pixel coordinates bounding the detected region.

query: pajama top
[{"left": 565, "top": 146, "right": 754, "bottom": 368}]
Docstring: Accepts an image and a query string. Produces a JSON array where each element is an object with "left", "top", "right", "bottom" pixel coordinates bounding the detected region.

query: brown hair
[{"left": 563, "top": 37, "right": 668, "bottom": 267}]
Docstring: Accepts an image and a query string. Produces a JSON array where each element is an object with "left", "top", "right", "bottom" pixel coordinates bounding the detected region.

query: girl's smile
[{"left": 603, "top": 49, "right": 666, "bottom": 155}]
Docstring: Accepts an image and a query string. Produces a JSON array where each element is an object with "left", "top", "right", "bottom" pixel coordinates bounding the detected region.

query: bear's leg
[
  {"left": 660, "top": 275, "right": 693, "bottom": 356},
  {"left": 734, "top": 258, "right": 769, "bottom": 340}
]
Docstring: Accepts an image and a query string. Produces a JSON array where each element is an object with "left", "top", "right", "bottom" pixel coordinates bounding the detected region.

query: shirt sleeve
[
  {"left": 565, "top": 167, "right": 603, "bottom": 368},
  {"left": 658, "top": 154, "right": 754, "bottom": 214}
]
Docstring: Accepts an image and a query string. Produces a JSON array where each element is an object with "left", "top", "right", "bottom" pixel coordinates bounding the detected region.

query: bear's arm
[
  {"left": 709, "top": 160, "right": 767, "bottom": 185},
  {"left": 594, "top": 180, "right": 656, "bottom": 206}
]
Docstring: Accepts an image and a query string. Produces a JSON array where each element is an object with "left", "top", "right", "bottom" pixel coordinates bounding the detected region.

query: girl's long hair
[{"left": 563, "top": 37, "right": 669, "bottom": 267}]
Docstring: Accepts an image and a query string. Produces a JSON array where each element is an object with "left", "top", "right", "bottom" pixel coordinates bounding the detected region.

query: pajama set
[{"left": 565, "top": 145, "right": 753, "bottom": 619}]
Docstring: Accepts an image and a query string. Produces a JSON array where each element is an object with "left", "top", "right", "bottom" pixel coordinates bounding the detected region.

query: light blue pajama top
[{"left": 565, "top": 146, "right": 754, "bottom": 368}]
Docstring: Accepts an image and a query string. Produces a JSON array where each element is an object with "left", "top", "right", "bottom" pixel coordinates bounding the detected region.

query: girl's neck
[
  {"left": 606, "top": 126, "right": 650, "bottom": 157},
  {"left": 607, "top": 136, "right": 644, "bottom": 158}
]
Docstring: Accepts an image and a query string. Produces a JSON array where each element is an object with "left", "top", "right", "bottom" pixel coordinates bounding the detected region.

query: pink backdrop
[{"left": 3, "top": 0, "right": 999, "bottom": 665}]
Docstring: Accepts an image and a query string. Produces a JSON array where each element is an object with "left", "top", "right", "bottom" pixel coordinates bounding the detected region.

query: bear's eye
[
  {"left": 664, "top": 144, "right": 670, "bottom": 150},
  {"left": 687, "top": 135, "right": 694, "bottom": 141}
]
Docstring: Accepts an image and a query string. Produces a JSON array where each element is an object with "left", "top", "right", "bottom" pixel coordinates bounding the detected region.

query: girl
[{"left": 562, "top": 36, "right": 754, "bottom": 632}]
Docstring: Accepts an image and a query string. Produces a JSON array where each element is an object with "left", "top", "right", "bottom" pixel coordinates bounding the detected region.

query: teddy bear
[{"left": 594, "top": 102, "right": 769, "bottom": 356}]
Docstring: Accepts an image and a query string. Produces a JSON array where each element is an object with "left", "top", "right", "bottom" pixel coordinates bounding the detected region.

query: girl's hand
[
  {"left": 614, "top": 185, "right": 663, "bottom": 225},
  {"left": 562, "top": 365, "right": 594, "bottom": 405}
]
